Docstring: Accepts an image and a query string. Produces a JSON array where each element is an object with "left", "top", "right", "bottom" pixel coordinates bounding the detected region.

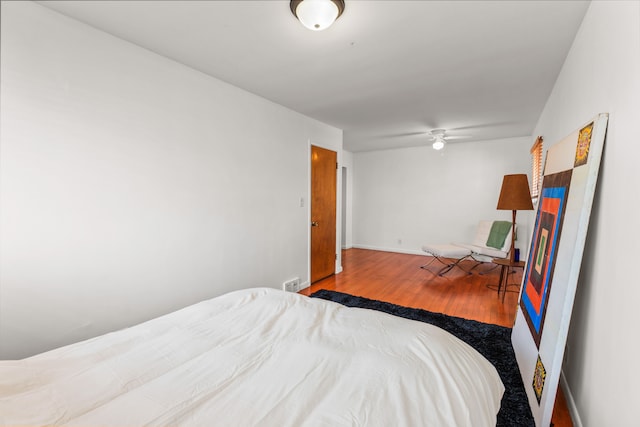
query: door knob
[{"left": 311, "top": 221, "right": 319, "bottom": 227}]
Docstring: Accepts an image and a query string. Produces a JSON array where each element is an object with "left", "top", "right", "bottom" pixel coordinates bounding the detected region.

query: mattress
[{"left": 0, "top": 288, "right": 504, "bottom": 426}]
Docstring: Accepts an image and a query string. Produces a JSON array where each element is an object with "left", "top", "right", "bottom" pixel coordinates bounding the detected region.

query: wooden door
[{"left": 311, "top": 145, "right": 337, "bottom": 283}]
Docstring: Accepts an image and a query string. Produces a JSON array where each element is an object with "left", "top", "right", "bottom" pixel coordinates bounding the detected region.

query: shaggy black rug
[{"left": 310, "top": 289, "right": 534, "bottom": 427}]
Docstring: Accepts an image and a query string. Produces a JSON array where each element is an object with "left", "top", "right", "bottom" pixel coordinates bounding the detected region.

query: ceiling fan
[
  {"left": 425, "top": 129, "right": 466, "bottom": 150},
  {"left": 376, "top": 127, "right": 473, "bottom": 150}
]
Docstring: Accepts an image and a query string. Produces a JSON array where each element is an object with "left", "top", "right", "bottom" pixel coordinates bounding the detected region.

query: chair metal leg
[
  {"left": 420, "top": 255, "right": 447, "bottom": 274},
  {"left": 421, "top": 254, "right": 472, "bottom": 276},
  {"left": 477, "top": 261, "right": 500, "bottom": 275}
]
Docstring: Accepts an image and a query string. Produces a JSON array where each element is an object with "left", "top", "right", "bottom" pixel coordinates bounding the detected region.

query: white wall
[
  {"left": 0, "top": 1, "right": 341, "bottom": 359},
  {"left": 341, "top": 150, "right": 354, "bottom": 249},
  {"left": 352, "top": 137, "right": 533, "bottom": 255},
  {"left": 531, "top": 2, "right": 640, "bottom": 426}
]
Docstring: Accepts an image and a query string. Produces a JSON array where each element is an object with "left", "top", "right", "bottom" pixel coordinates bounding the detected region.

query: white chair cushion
[
  {"left": 455, "top": 243, "right": 508, "bottom": 259},
  {"left": 470, "top": 220, "right": 513, "bottom": 252},
  {"left": 450, "top": 220, "right": 514, "bottom": 262},
  {"left": 422, "top": 220, "right": 514, "bottom": 265},
  {"left": 421, "top": 244, "right": 472, "bottom": 258}
]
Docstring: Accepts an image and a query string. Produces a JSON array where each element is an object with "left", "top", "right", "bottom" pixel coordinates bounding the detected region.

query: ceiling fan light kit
[
  {"left": 429, "top": 128, "right": 447, "bottom": 150},
  {"left": 432, "top": 139, "right": 445, "bottom": 150},
  {"left": 290, "top": 0, "right": 345, "bottom": 31}
]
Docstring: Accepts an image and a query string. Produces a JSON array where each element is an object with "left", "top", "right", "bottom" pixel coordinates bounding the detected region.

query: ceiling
[{"left": 39, "top": 0, "right": 590, "bottom": 152}]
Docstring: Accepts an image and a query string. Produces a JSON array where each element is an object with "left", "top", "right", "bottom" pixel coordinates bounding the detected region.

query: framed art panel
[
  {"left": 511, "top": 114, "right": 608, "bottom": 427},
  {"left": 520, "top": 169, "right": 572, "bottom": 348}
]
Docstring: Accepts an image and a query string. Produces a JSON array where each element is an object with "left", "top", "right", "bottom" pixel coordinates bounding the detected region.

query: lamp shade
[{"left": 497, "top": 174, "right": 534, "bottom": 211}]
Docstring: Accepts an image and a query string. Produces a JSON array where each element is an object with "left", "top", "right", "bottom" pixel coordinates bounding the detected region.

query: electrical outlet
[{"left": 282, "top": 277, "right": 301, "bottom": 292}]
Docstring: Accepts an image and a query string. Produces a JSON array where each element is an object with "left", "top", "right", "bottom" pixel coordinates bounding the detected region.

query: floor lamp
[{"left": 497, "top": 174, "right": 534, "bottom": 263}]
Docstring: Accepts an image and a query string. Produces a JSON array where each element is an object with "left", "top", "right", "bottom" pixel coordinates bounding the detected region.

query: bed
[{"left": 0, "top": 288, "right": 504, "bottom": 426}]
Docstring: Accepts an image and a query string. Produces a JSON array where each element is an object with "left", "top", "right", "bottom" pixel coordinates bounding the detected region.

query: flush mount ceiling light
[{"left": 290, "top": 0, "right": 345, "bottom": 31}]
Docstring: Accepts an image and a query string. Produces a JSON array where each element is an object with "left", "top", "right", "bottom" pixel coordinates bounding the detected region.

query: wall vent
[{"left": 282, "top": 277, "right": 301, "bottom": 292}]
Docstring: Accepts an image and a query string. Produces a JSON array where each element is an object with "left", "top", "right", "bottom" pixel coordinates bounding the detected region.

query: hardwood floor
[
  {"left": 300, "top": 248, "right": 572, "bottom": 427},
  {"left": 301, "top": 247, "right": 521, "bottom": 327}
]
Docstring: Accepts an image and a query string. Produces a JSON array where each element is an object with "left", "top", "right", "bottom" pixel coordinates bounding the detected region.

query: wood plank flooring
[
  {"left": 301, "top": 247, "right": 521, "bottom": 327},
  {"left": 300, "top": 248, "right": 572, "bottom": 427}
]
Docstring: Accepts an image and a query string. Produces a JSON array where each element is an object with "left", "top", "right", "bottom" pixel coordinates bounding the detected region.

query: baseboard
[
  {"left": 298, "top": 281, "right": 311, "bottom": 292},
  {"left": 560, "top": 371, "right": 582, "bottom": 427},
  {"left": 352, "top": 244, "right": 426, "bottom": 256}
]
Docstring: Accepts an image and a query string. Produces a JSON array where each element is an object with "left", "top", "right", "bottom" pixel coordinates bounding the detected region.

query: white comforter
[{"left": 0, "top": 288, "right": 504, "bottom": 426}]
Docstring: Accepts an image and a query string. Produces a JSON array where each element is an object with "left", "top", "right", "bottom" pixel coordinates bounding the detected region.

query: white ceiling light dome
[{"left": 291, "top": 0, "right": 345, "bottom": 31}]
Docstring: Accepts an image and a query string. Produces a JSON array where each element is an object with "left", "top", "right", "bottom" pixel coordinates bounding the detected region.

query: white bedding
[{"left": 0, "top": 288, "right": 504, "bottom": 426}]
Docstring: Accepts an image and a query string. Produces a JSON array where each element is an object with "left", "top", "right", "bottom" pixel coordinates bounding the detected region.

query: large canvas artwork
[
  {"left": 521, "top": 169, "right": 572, "bottom": 348},
  {"left": 511, "top": 114, "right": 608, "bottom": 427}
]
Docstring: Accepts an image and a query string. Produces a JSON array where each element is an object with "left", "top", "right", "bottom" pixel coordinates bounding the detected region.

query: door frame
[{"left": 307, "top": 143, "right": 342, "bottom": 287}]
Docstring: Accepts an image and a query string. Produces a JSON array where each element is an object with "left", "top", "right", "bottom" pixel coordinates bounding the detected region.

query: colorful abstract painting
[
  {"left": 574, "top": 122, "right": 593, "bottom": 167},
  {"left": 520, "top": 169, "right": 572, "bottom": 348},
  {"left": 532, "top": 355, "right": 547, "bottom": 404}
]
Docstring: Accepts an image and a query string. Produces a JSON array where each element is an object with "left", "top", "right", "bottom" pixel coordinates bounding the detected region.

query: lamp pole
[{"left": 510, "top": 209, "right": 517, "bottom": 263}]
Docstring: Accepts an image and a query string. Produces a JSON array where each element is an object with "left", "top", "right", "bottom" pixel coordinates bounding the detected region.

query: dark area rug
[{"left": 310, "top": 289, "right": 534, "bottom": 427}]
